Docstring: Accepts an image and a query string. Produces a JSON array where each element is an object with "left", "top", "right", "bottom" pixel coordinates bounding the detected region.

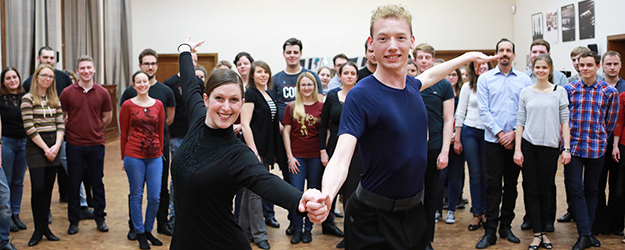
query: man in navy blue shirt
[{"left": 319, "top": 4, "right": 497, "bottom": 250}]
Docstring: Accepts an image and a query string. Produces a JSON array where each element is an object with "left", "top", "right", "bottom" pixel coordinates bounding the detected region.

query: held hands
[
  {"left": 497, "top": 131, "right": 515, "bottom": 149},
  {"left": 179, "top": 36, "right": 206, "bottom": 53},
  {"left": 288, "top": 157, "right": 300, "bottom": 174},
  {"left": 298, "top": 189, "right": 331, "bottom": 224},
  {"left": 45, "top": 144, "right": 60, "bottom": 162}
]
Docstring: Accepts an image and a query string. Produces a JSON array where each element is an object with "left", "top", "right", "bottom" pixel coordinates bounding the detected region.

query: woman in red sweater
[{"left": 120, "top": 71, "right": 165, "bottom": 249}]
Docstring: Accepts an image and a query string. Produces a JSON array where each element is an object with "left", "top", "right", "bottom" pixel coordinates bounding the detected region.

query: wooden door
[{"left": 155, "top": 53, "right": 218, "bottom": 83}]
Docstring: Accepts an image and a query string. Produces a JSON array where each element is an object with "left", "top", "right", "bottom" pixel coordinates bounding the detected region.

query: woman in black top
[
  {"left": 0, "top": 67, "right": 29, "bottom": 232},
  {"left": 238, "top": 60, "right": 279, "bottom": 248},
  {"left": 169, "top": 37, "right": 327, "bottom": 250}
]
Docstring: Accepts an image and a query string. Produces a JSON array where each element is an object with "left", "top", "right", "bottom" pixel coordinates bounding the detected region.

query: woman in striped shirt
[{"left": 21, "top": 64, "right": 64, "bottom": 246}]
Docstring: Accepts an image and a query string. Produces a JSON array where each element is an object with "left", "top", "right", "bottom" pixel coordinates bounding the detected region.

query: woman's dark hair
[
  {"left": 205, "top": 69, "right": 243, "bottom": 97},
  {"left": 131, "top": 70, "right": 149, "bottom": 84},
  {"left": 234, "top": 52, "right": 254, "bottom": 66},
  {"left": 247, "top": 61, "right": 273, "bottom": 90},
  {"left": 467, "top": 61, "right": 493, "bottom": 92},
  {"left": 451, "top": 68, "right": 463, "bottom": 94},
  {"left": 533, "top": 54, "right": 554, "bottom": 84},
  {"left": 0, "top": 67, "right": 24, "bottom": 95},
  {"left": 339, "top": 61, "right": 358, "bottom": 76}
]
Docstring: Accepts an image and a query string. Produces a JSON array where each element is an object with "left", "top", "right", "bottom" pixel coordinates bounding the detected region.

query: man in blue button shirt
[{"left": 476, "top": 38, "right": 532, "bottom": 249}]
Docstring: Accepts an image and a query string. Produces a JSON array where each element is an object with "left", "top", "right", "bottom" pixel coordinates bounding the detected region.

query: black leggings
[
  {"left": 29, "top": 166, "right": 58, "bottom": 232},
  {"left": 521, "top": 139, "right": 559, "bottom": 233}
]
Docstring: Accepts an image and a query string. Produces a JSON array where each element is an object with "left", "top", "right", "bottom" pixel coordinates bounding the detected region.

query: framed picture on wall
[
  {"left": 561, "top": 4, "right": 576, "bottom": 42},
  {"left": 531, "top": 12, "right": 544, "bottom": 41},
  {"left": 545, "top": 10, "right": 559, "bottom": 44},
  {"left": 579, "top": 0, "right": 595, "bottom": 39}
]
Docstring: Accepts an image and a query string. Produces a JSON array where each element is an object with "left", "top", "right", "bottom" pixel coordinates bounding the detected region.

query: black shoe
[
  {"left": 285, "top": 223, "right": 294, "bottom": 236},
  {"left": 157, "top": 222, "right": 173, "bottom": 236},
  {"left": 521, "top": 220, "right": 532, "bottom": 230},
  {"left": 475, "top": 234, "right": 497, "bottom": 249},
  {"left": 44, "top": 229, "right": 60, "bottom": 241},
  {"left": 322, "top": 223, "right": 345, "bottom": 237},
  {"left": 0, "top": 243, "right": 16, "bottom": 250},
  {"left": 28, "top": 230, "right": 43, "bottom": 246},
  {"left": 256, "top": 240, "right": 270, "bottom": 249},
  {"left": 128, "top": 227, "right": 137, "bottom": 241},
  {"left": 457, "top": 199, "right": 466, "bottom": 209},
  {"left": 12, "top": 214, "right": 26, "bottom": 230},
  {"left": 545, "top": 223, "right": 554, "bottom": 232},
  {"left": 613, "top": 230, "right": 625, "bottom": 236},
  {"left": 499, "top": 228, "right": 520, "bottom": 243},
  {"left": 302, "top": 231, "right": 312, "bottom": 243},
  {"left": 145, "top": 232, "right": 163, "bottom": 246},
  {"left": 136, "top": 233, "right": 151, "bottom": 249},
  {"left": 425, "top": 242, "right": 434, "bottom": 250},
  {"left": 96, "top": 221, "right": 109, "bottom": 232},
  {"left": 9, "top": 219, "right": 18, "bottom": 232},
  {"left": 336, "top": 239, "right": 345, "bottom": 248},
  {"left": 572, "top": 236, "right": 591, "bottom": 250},
  {"left": 80, "top": 206, "right": 95, "bottom": 220},
  {"left": 557, "top": 212, "right": 573, "bottom": 222},
  {"left": 265, "top": 217, "right": 280, "bottom": 228},
  {"left": 68, "top": 223, "right": 79, "bottom": 235},
  {"left": 334, "top": 210, "right": 344, "bottom": 218},
  {"left": 291, "top": 231, "right": 303, "bottom": 244},
  {"left": 589, "top": 235, "right": 600, "bottom": 247}
]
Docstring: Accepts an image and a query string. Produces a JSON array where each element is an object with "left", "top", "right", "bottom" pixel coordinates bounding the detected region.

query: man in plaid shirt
[{"left": 563, "top": 50, "right": 619, "bottom": 250}]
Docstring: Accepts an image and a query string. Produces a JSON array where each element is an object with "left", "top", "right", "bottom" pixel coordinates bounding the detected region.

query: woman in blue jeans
[
  {"left": 283, "top": 72, "right": 324, "bottom": 244},
  {"left": 0, "top": 67, "right": 28, "bottom": 233},
  {"left": 454, "top": 61, "right": 491, "bottom": 230},
  {"left": 120, "top": 71, "right": 165, "bottom": 249}
]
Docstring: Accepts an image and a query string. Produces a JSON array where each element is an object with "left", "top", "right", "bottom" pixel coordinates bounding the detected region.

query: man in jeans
[{"left": 60, "top": 55, "right": 113, "bottom": 235}]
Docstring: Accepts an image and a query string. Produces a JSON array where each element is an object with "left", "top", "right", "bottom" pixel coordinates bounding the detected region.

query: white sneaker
[
  {"left": 445, "top": 210, "right": 456, "bottom": 224},
  {"left": 435, "top": 211, "right": 442, "bottom": 223}
]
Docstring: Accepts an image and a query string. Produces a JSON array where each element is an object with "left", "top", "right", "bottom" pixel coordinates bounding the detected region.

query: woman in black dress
[{"left": 169, "top": 37, "right": 327, "bottom": 250}]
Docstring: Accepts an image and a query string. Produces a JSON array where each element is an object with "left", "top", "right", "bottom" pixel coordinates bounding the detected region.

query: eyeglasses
[
  {"left": 38, "top": 74, "right": 54, "bottom": 80},
  {"left": 141, "top": 62, "right": 157, "bottom": 67}
]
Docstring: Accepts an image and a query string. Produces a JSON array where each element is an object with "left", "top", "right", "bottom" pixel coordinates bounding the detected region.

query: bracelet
[{"left": 177, "top": 43, "right": 192, "bottom": 53}]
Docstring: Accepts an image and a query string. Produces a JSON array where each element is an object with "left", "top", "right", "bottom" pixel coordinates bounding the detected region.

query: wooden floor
[{"left": 9, "top": 138, "right": 625, "bottom": 249}]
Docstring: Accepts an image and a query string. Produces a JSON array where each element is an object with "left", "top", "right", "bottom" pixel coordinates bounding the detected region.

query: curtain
[
  {"left": 104, "top": 0, "right": 132, "bottom": 90},
  {"left": 4, "top": 0, "right": 35, "bottom": 77},
  {"left": 63, "top": 0, "right": 100, "bottom": 82}
]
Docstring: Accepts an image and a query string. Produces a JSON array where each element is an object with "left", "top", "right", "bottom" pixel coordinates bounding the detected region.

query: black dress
[
  {"left": 170, "top": 52, "right": 304, "bottom": 250},
  {"left": 319, "top": 91, "right": 362, "bottom": 198}
]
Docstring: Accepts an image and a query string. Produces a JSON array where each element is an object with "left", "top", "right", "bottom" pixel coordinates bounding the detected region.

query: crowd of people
[{"left": 1, "top": 3, "right": 625, "bottom": 250}]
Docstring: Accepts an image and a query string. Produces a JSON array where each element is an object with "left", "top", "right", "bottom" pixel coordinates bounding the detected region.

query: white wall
[
  {"left": 514, "top": 0, "right": 625, "bottom": 73},
  {"left": 130, "top": 0, "right": 515, "bottom": 74}
]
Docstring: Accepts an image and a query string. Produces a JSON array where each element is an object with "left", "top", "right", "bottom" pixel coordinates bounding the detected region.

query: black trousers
[
  {"left": 592, "top": 142, "right": 625, "bottom": 234},
  {"left": 29, "top": 166, "right": 57, "bottom": 232},
  {"left": 483, "top": 142, "right": 521, "bottom": 235},
  {"left": 156, "top": 135, "right": 170, "bottom": 224},
  {"left": 520, "top": 140, "right": 559, "bottom": 233},
  {"left": 424, "top": 149, "right": 441, "bottom": 242},
  {"left": 344, "top": 193, "right": 426, "bottom": 250}
]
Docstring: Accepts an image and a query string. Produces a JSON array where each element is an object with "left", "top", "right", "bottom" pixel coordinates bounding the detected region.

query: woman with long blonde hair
[
  {"left": 21, "top": 64, "right": 64, "bottom": 246},
  {"left": 283, "top": 72, "right": 323, "bottom": 244}
]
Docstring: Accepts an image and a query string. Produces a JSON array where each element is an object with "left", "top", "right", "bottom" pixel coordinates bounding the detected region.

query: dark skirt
[{"left": 26, "top": 132, "right": 60, "bottom": 168}]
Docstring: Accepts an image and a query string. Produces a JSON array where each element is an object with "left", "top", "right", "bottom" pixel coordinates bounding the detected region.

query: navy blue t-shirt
[{"left": 339, "top": 75, "right": 428, "bottom": 199}]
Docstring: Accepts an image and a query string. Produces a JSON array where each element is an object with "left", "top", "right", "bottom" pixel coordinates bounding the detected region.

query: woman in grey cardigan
[{"left": 513, "top": 54, "right": 571, "bottom": 250}]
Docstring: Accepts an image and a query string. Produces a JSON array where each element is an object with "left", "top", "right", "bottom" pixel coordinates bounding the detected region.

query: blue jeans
[
  {"left": 66, "top": 144, "right": 106, "bottom": 224},
  {"left": 564, "top": 156, "right": 603, "bottom": 236},
  {"left": 461, "top": 126, "right": 487, "bottom": 216},
  {"left": 288, "top": 157, "right": 323, "bottom": 232},
  {"left": 1, "top": 137, "right": 27, "bottom": 215},
  {"left": 125, "top": 156, "right": 162, "bottom": 233},
  {"left": 437, "top": 145, "right": 464, "bottom": 212},
  {"left": 0, "top": 167, "right": 12, "bottom": 247},
  {"left": 168, "top": 137, "right": 184, "bottom": 219}
]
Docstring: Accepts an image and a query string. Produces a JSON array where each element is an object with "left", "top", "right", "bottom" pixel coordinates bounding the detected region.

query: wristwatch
[{"left": 563, "top": 147, "right": 571, "bottom": 152}]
